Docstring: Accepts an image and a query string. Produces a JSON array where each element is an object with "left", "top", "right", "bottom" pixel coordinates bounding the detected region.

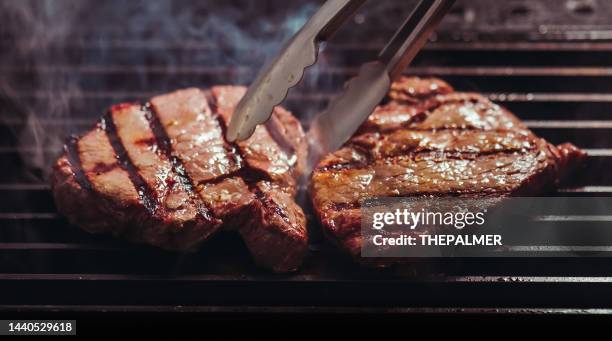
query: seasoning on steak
[
  {"left": 51, "top": 86, "right": 308, "bottom": 273},
  {"left": 310, "top": 76, "right": 587, "bottom": 260}
]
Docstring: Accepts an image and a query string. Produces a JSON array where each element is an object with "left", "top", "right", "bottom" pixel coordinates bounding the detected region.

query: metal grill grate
[{"left": 1, "top": 0, "right": 612, "bottom": 313}]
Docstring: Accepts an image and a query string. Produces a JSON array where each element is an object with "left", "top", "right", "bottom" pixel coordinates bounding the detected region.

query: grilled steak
[
  {"left": 310, "top": 77, "right": 587, "bottom": 259},
  {"left": 51, "top": 86, "right": 308, "bottom": 273}
]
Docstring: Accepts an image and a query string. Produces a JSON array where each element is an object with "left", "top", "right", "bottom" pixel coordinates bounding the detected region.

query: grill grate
[{"left": 1, "top": 0, "right": 612, "bottom": 313}]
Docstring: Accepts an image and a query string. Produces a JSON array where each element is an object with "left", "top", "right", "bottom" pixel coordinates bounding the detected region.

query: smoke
[
  {"left": 0, "top": 0, "right": 321, "bottom": 178},
  {"left": 0, "top": 0, "right": 87, "bottom": 177}
]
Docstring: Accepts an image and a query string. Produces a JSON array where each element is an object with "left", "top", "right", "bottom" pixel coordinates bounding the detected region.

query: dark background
[
  {"left": 1, "top": 0, "right": 612, "bottom": 174},
  {"left": 0, "top": 0, "right": 612, "bottom": 326}
]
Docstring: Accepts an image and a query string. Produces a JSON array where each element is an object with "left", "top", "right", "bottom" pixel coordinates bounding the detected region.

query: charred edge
[
  {"left": 65, "top": 135, "right": 93, "bottom": 191},
  {"left": 142, "top": 103, "right": 215, "bottom": 222},
  {"left": 134, "top": 137, "right": 157, "bottom": 147},
  {"left": 204, "top": 90, "right": 243, "bottom": 171},
  {"left": 347, "top": 128, "right": 534, "bottom": 157},
  {"left": 198, "top": 169, "right": 242, "bottom": 187},
  {"left": 253, "top": 185, "right": 290, "bottom": 223},
  {"left": 314, "top": 148, "right": 538, "bottom": 174},
  {"left": 205, "top": 90, "right": 272, "bottom": 185},
  {"left": 91, "top": 162, "right": 120, "bottom": 174},
  {"left": 102, "top": 112, "right": 158, "bottom": 215},
  {"left": 198, "top": 167, "right": 267, "bottom": 188},
  {"left": 205, "top": 90, "right": 287, "bottom": 224}
]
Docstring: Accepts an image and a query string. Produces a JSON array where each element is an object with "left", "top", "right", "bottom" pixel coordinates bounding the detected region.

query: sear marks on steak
[
  {"left": 51, "top": 87, "right": 308, "bottom": 273},
  {"left": 310, "top": 76, "right": 587, "bottom": 260}
]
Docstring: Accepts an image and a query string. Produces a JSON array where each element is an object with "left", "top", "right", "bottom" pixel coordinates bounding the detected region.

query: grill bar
[
  {"left": 488, "top": 93, "right": 612, "bottom": 102},
  {"left": 523, "top": 121, "right": 612, "bottom": 128},
  {"left": 3, "top": 273, "right": 612, "bottom": 282},
  {"left": 2, "top": 0, "right": 612, "bottom": 314},
  {"left": 559, "top": 187, "right": 612, "bottom": 193},
  {"left": 1, "top": 305, "right": 612, "bottom": 314},
  {"left": 9, "top": 92, "right": 612, "bottom": 103},
  {"left": 6, "top": 65, "right": 612, "bottom": 76},
  {"left": 5, "top": 272, "right": 612, "bottom": 309}
]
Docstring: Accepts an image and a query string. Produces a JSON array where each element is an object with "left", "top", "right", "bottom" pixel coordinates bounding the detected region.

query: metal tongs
[{"left": 227, "top": 0, "right": 455, "bottom": 158}]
